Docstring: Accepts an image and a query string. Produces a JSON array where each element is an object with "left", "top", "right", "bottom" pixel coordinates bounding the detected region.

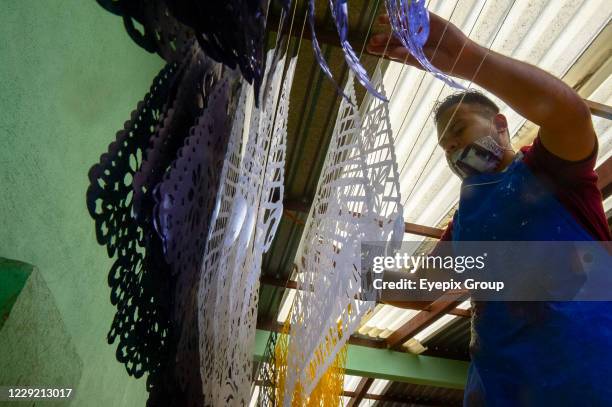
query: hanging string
[
  {"left": 246, "top": 2, "right": 301, "bottom": 401},
  {"left": 349, "top": 0, "right": 485, "bottom": 218},
  {"left": 358, "top": 0, "right": 383, "bottom": 60},
  {"left": 326, "top": 0, "right": 432, "bottom": 232},
  {"left": 268, "top": 5, "right": 385, "bottom": 404},
  {"left": 265, "top": 0, "right": 310, "bottom": 328},
  {"left": 402, "top": 0, "right": 518, "bottom": 207},
  {"left": 271, "top": 0, "right": 313, "bottom": 301},
  {"left": 295, "top": 2, "right": 309, "bottom": 57},
  {"left": 250, "top": 1, "right": 310, "bottom": 394},
  {"left": 391, "top": 0, "right": 459, "bottom": 148},
  {"left": 396, "top": 0, "right": 482, "bottom": 181},
  {"left": 268, "top": 0, "right": 306, "bottom": 283},
  {"left": 344, "top": 0, "right": 438, "bottom": 211},
  {"left": 250, "top": 0, "right": 305, "bottom": 247},
  {"left": 383, "top": 0, "right": 439, "bottom": 100}
]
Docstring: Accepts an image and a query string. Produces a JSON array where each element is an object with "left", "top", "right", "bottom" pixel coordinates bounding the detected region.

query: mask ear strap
[{"left": 489, "top": 118, "right": 514, "bottom": 152}]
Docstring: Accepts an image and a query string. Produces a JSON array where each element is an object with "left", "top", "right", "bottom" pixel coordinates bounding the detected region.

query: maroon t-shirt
[{"left": 440, "top": 135, "right": 611, "bottom": 241}]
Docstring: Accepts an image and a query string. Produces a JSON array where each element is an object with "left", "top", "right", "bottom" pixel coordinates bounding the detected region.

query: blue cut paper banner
[
  {"left": 309, "top": 0, "right": 388, "bottom": 103},
  {"left": 385, "top": 0, "right": 465, "bottom": 89},
  {"left": 309, "top": 0, "right": 465, "bottom": 103}
]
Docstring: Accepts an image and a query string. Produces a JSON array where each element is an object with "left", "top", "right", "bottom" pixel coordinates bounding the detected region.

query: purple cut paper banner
[
  {"left": 331, "top": 0, "right": 389, "bottom": 101},
  {"left": 308, "top": 0, "right": 388, "bottom": 103}
]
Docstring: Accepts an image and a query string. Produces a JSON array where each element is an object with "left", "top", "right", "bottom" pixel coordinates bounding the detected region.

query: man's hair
[{"left": 434, "top": 91, "right": 500, "bottom": 123}]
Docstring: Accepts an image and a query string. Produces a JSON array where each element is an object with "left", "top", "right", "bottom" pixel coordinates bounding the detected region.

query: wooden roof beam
[
  {"left": 347, "top": 377, "right": 375, "bottom": 407},
  {"left": 386, "top": 290, "right": 469, "bottom": 351},
  {"left": 259, "top": 276, "right": 471, "bottom": 318}
]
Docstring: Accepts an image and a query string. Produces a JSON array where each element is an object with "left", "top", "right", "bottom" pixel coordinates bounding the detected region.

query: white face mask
[{"left": 446, "top": 135, "right": 505, "bottom": 179}]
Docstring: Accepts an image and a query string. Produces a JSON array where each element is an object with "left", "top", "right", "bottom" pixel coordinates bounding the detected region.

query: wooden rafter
[
  {"left": 342, "top": 390, "right": 459, "bottom": 406},
  {"left": 283, "top": 200, "right": 446, "bottom": 238},
  {"left": 259, "top": 276, "right": 470, "bottom": 318},
  {"left": 346, "top": 377, "right": 375, "bottom": 407},
  {"left": 404, "top": 221, "right": 445, "bottom": 239},
  {"left": 586, "top": 99, "right": 612, "bottom": 120},
  {"left": 256, "top": 319, "right": 387, "bottom": 349},
  {"left": 386, "top": 290, "right": 469, "bottom": 351}
]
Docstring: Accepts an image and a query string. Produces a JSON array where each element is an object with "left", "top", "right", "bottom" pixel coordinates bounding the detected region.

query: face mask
[{"left": 446, "top": 135, "right": 505, "bottom": 179}]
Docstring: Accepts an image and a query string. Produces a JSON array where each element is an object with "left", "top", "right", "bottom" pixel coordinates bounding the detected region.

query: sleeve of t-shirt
[
  {"left": 425, "top": 221, "right": 454, "bottom": 281},
  {"left": 522, "top": 133, "right": 599, "bottom": 185},
  {"left": 430, "top": 220, "right": 453, "bottom": 258},
  {"left": 521, "top": 133, "right": 611, "bottom": 241}
]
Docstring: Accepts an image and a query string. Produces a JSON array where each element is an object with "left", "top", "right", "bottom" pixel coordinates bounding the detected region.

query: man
[{"left": 367, "top": 11, "right": 612, "bottom": 406}]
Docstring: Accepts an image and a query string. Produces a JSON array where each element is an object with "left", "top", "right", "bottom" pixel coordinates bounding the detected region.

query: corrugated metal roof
[
  {"left": 592, "top": 73, "right": 612, "bottom": 213},
  {"left": 383, "top": 0, "right": 611, "bottom": 230},
  {"left": 421, "top": 317, "right": 472, "bottom": 361}
]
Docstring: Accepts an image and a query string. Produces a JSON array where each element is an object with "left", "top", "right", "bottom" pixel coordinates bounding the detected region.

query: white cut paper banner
[
  {"left": 198, "top": 52, "right": 297, "bottom": 406},
  {"left": 283, "top": 66, "right": 404, "bottom": 404}
]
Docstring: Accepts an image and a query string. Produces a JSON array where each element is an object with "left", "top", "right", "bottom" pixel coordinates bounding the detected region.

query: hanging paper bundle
[
  {"left": 197, "top": 52, "right": 298, "bottom": 405},
  {"left": 164, "top": 0, "right": 270, "bottom": 97},
  {"left": 95, "top": 0, "right": 292, "bottom": 99},
  {"left": 152, "top": 65, "right": 245, "bottom": 406},
  {"left": 87, "top": 38, "right": 249, "bottom": 405},
  {"left": 281, "top": 66, "right": 404, "bottom": 405},
  {"left": 309, "top": 0, "right": 463, "bottom": 102},
  {"left": 309, "top": 0, "right": 387, "bottom": 102},
  {"left": 89, "top": 1, "right": 302, "bottom": 406}
]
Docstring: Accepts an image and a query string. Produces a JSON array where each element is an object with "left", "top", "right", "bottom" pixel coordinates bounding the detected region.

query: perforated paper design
[
  {"left": 133, "top": 44, "right": 215, "bottom": 224},
  {"left": 88, "top": 45, "right": 249, "bottom": 405},
  {"left": 198, "top": 54, "right": 297, "bottom": 406},
  {"left": 283, "top": 68, "right": 404, "bottom": 404},
  {"left": 152, "top": 68, "right": 242, "bottom": 406}
]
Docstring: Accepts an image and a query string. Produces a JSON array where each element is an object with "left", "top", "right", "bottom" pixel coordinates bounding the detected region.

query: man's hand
[
  {"left": 366, "top": 14, "right": 480, "bottom": 78},
  {"left": 367, "top": 12, "right": 597, "bottom": 162}
]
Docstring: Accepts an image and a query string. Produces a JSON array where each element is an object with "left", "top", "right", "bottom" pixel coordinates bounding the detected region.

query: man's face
[{"left": 436, "top": 103, "right": 497, "bottom": 158}]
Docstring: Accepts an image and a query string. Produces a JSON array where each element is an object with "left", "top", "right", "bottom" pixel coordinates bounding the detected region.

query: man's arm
[{"left": 367, "top": 13, "right": 596, "bottom": 161}]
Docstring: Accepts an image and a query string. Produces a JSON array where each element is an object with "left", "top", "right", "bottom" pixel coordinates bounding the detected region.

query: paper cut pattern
[
  {"left": 280, "top": 67, "right": 404, "bottom": 405},
  {"left": 197, "top": 53, "right": 297, "bottom": 406},
  {"left": 88, "top": 37, "right": 295, "bottom": 404}
]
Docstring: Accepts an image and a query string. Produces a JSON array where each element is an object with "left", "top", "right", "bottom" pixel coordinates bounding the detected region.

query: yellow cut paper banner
[{"left": 274, "top": 313, "right": 347, "bottom": 406}]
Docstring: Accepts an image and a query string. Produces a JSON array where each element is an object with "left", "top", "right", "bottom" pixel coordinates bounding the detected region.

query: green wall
[{"left": 0, "top": 1, "right": 163, "bottom": 405}]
